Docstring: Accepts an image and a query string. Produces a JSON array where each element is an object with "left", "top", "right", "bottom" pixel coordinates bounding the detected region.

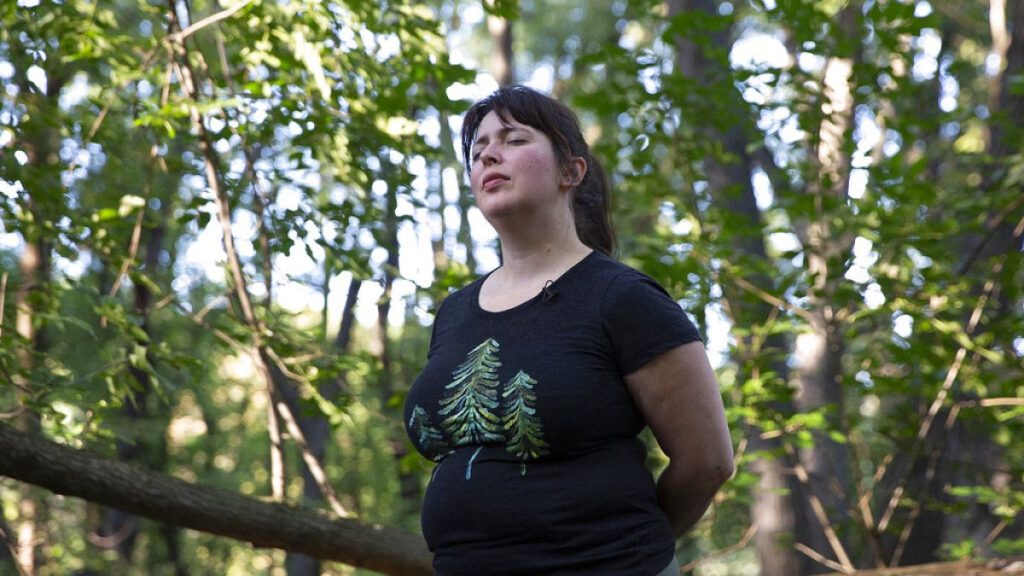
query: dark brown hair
[{"left": 461, "top": 85, "right": 616, "bottom": 256}]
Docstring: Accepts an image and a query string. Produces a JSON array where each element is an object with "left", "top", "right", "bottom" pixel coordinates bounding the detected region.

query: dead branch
[{"left": 0, "top": 423, "right": 431, "bottom": 575}]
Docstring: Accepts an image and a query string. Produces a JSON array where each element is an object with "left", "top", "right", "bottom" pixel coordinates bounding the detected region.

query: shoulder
[
  {"left": 433, "top": 276, "right": 484, "bottom": 317},
  {"left": 585, "top": 253, "right": 675, "bottom": 306}
]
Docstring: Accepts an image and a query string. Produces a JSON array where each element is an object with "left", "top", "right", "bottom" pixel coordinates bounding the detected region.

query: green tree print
[
  {"left": 502, "top": 370, "right": 549, "bottom": 475},
  {"left": 438, "top": 338, "right": 504, "bottom": 445},
  {"left": 408, "top": 405, "right": 449, "bottom": 461}
]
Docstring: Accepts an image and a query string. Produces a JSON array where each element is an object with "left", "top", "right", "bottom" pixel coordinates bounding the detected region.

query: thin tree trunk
[
  {"left": 13, "top": 237, "right": 49, "bottom": 576},
  {"left": 428, "top": 162, "right": 449, "bottom": 271},
  {"left": 168, "top": 11, "right": 284, "bottom": 506},
  {"left": 0, "top": 499, "right": 18, "bottom": 570},
  {"left": 486, "top": 0, "right": 515, "bottom": 86},
  {"left": 438, "top": 107, "right": 478, "bottom": 273},
  {"left": 377, "top": 164, "right": 420, "bottom": 510},
  {"left": 283, "top": 236, "right": 356, "bottom": 576},
  {"left": 165, "top": 11, "right": 351, "bottom": 575}
]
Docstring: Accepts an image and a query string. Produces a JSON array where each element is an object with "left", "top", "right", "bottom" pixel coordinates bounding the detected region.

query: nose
[{"left": 478, "top": 142, "right": 500, "bottom": 166}]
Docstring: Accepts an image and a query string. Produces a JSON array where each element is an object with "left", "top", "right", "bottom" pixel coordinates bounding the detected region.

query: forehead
[{"left": 473, "top": 111, "right": 533, "bottom": 143}]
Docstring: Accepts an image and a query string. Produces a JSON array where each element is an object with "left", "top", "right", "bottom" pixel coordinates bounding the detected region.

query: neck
[
  {"left": 496, "top": 231, "right": 592, "bottom": 282},
  {"left": 486, "top": 192, "right": 593, "bottom": 280}
]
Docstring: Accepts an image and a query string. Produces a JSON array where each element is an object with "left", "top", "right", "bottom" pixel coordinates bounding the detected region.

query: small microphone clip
[{"left": 541, "top": 280, "right": 558, "bottom": 303}]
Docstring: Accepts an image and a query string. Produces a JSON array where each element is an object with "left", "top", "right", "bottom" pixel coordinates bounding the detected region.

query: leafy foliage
[{"left": 1, "top": 0, "right": 1021, "bottom": 574}]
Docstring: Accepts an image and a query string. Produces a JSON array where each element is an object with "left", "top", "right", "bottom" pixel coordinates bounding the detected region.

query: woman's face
[{"left": 468, "top": 111, "right": 567, "bottom": 223}]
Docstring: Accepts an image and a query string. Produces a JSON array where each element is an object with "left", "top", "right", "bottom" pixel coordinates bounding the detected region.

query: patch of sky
[
  {"left": 769, "top": 232, "right": 801, "bottom": 254},
  {"left": 534, "top": 61, "right": 560, "bottom": 92},
  {"left": 882, "top": 131, "right": 902, "bottom": 158},
  {"left": 911, "top": 28, "right": 941, "bottom": 81},
  {"left": 893, "top": 313, "right": 914, "bottom": 339},
  {"left": 855, "top": 370, "right": 874, "bottom": 388},
  {"left": 704, "top": 301, "right": 733, "bottom": 369},
  {"left": 731, "top": 29, "right": 788, "bottom": 71},
  {"left": 863, "top": 282, "right": 886, "bottom": 309},
  {"left": 58, "top": 72, "right": 90, "bottom": 109},
  {"left": 906, "top": 247, "right": 933, "bottom": 269},
  {"left": 0, "top": 179, "right": 24, "bottom": 199},
  {"left": 752, "top": 167, "right": 774, "bottom": 210},
  {"left": 27, "top": 66, "right": 47, "bottom": 94},
  {"left": 418, "top": 114, "right": 441, "bottom": 149},
  {"left": 939, "top": 56, "right": 960, "bottom": 113},
  {"left": 985, "top": 53, "right": 1002, "bottom": 77},
  {"left": 848, "top": 169, "right": 869, "bottom": 200},
  {"left": 376, "top": 33, "right": 401, "bottom": 61},
  {"left": 398, "top": 219, "right": 433, "bottom": 288}
]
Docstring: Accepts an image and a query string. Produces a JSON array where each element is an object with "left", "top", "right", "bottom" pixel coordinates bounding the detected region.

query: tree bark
[
  {"left": 790, "top": 4, "right": 861, "bottom": 569},
  {"left": 0, "top": 501, "right": 17, "bottom": 569},
  {"left": 0, "top": 423, "right": 433, "bottom": 576},
  {"left": 665, "top": 0, "right": 803, "bottom": 573},
  {"left": 11, "top": 24, "right": 65, "bottom": 570},
  {"left": 377, "top": 164, "right": 421, "bottom": 511},
  {"left": 95, "top": 158, "right": 171, "bottom": 564},
  {"left": 486, "top": 0, "right": 515, "bottom": 86}
]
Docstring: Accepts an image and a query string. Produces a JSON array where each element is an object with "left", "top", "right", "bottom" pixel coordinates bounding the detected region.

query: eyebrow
[{"left": 472, "top": 125, "right": 527, "bottom": 150}]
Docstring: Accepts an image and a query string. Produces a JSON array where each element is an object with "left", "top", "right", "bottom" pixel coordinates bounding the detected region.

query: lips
[{"left": 480, "top": 172, "right": 509, "bottom": 191}]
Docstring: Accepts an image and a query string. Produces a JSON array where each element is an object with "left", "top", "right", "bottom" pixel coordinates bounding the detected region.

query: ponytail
[{"left": 572, "top": 152, "right": 615, "bottom": 256}]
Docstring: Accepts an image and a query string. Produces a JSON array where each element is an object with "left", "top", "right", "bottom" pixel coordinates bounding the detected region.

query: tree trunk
[
  {"left": 0, "top": 500, "right": 17, "bottom": 569},
  {"left": 0, "top": 423, "right": 434, "bottom": 575},
  {"left": 791, "top": 4, "right": 861, "bottom": 569},
  {"left": 94, "top": 163, "right": 170, "bottom": 564},
  {"left": 436, "top": 100, "right": 478, "bottom": 274},
  {"left": 486, "top": 0, "right": 515, "bottom": 86},
  {"left": 665, "top": 0, "right": 803, "bottom": 573},
  {"left": 11, "top": 34, "right": 64, "bottom": 569},
  {"left": 377, "top": 166, "right": 421, "bottom": 511},
  {"left": 13, "top": 237, "right": 49, "bottom": 576},
  {"left": 931, "top": 0, "right": 1024, "bottom": 560}
]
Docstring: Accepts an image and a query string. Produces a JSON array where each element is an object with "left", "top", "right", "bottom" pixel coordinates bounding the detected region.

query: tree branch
[
  {"left": 786, "top": 444, "right": 855, "bottom": 572},
  {"left": 0, "top": 423, "right": 432, "bottom": 575}
]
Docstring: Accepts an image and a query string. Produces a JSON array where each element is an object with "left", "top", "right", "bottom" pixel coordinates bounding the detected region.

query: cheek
[
  {"left": 520, "top": 150, "right": 560, "bottom": 180},
  {"left": 469, "top": 169, "right": 487, "bottom": 193}
]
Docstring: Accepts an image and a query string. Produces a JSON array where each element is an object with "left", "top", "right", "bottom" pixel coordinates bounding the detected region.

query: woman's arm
[{"left": 624, "top": 341, "right": 734, "bottom": 537}]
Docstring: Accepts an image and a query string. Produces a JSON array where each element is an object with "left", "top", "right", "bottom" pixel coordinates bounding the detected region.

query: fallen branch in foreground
[{"left": 0, "top": 423, "right": 432, "bottom": 576}]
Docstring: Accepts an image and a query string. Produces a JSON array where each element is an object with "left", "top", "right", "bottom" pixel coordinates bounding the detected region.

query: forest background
[{"left": 0, "top": 0, "right": 1022, "bottom": 575}]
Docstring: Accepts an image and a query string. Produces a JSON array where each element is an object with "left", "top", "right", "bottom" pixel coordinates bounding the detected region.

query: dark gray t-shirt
[{"left": 404, "top": 251, "right": 702, "bottom": 575}]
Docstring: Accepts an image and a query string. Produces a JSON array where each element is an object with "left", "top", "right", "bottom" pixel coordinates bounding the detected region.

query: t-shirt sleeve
[
  {"left": 601, "top": 269, "right": 703, "bottom": 375},
  {"left": 426, "top": 290, "right": 456, "bottom": 359}
]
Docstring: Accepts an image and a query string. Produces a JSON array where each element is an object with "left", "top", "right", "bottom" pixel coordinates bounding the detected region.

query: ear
[{"left": 561, "top": 156, "right": 588, "bottom": 189}]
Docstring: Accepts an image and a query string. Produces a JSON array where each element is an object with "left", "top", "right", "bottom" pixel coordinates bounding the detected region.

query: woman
[{"left": 404, "top": 85, "right": 734, "bottom": 575}]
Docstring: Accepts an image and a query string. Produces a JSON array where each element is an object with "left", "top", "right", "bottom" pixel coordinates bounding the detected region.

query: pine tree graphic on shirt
[
  {"left": 412, "top": 338, "right": 550, "bottom": 477},
  {"left": 502, "top": 370, "right": 550, "bottom": 475},
  {"left": 408, "top": 406, "right": 449, "bottom": 461},
  {"left": 437, "top": 338, "right": 504, "bottom": 445}
]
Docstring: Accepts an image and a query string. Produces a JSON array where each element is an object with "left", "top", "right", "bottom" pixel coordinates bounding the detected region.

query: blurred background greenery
[{"left": 0, "top": 0, "right": 1021, "bottom": 574}]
